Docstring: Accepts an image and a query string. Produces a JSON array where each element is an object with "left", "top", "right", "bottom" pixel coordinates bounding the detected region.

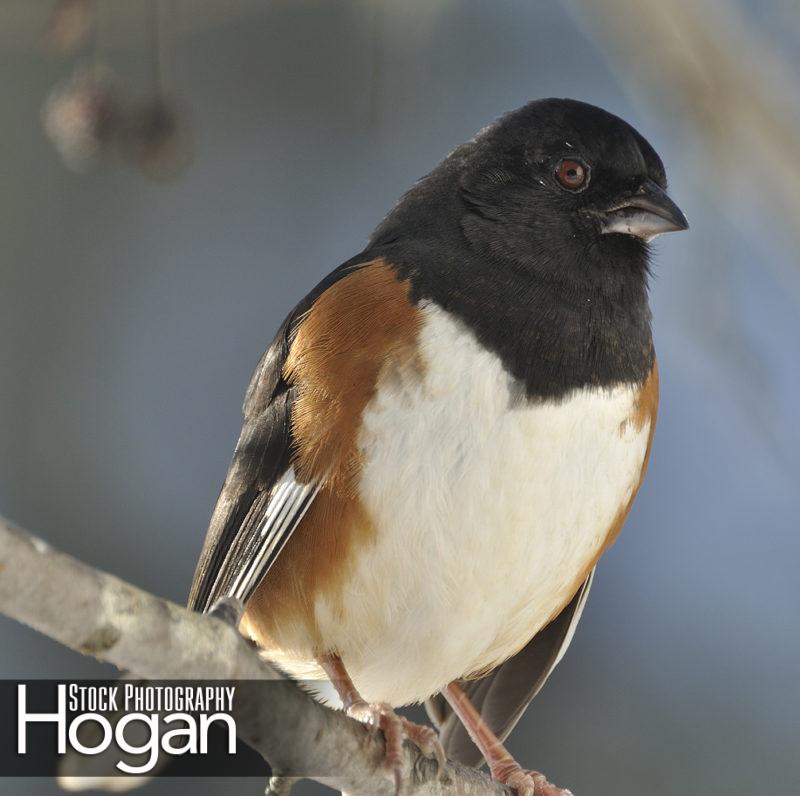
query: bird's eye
[{"left": 556, "top": 158, "right": 590, "bottom": 191}]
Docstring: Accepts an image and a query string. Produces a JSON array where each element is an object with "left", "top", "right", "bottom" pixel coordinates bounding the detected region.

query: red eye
[{"left": 556, "top": 158, "right": 589, "bottom": 191}]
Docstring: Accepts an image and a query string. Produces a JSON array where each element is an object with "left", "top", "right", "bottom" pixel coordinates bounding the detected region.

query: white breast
[{"left": 312, "top": 302, "right": 651, "bottom": 706}]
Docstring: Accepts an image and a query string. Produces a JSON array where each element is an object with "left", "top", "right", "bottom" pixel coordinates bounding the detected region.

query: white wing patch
[{"left": 219, "top": 468, "right": 322, "bottom": 608}]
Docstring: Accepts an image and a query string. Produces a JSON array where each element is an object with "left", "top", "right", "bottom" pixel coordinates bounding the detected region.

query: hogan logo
[{"left": 17, "top": 683, "right": 237, "bottom": 774}]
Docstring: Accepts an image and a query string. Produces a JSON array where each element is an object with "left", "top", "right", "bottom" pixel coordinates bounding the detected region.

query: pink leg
[
  {"left": 442, "top": 682, "right": 572, "bottom": 796},
  {"left": 319, "top": 653, "right": 446, "bottom": 792}
]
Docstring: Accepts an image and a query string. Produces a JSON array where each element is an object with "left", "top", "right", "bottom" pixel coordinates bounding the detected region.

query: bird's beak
[{"left": 600, "top": 178, "right": 689, "bottom": 241}]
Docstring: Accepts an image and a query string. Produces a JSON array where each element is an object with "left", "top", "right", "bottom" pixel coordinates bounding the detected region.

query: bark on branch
[{"left": 0, "top": 515, "right": 511, "bottom": 795}]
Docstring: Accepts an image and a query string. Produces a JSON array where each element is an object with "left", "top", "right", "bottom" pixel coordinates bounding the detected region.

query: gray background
[{"left": 2, "top": 1, "right": 798, "bottom": 795}]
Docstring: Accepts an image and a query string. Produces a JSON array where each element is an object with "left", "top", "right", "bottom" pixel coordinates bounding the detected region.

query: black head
[
  {"left": 368, "top": 99, "right": 687, "bottom": 398},
  {"left": 456, "top": 98, "right": 687, "bottom": 280},
  {"left": 373, "top": 98, "right": 687, "bottom": 292}
]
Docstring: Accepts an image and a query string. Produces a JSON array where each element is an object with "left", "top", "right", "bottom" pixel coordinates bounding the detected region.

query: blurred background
[{"left": 1, "top": 1, "right": 799, "bottom": 794}]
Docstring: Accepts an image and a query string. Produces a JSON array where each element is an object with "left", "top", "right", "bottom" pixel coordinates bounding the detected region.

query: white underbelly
[{"left": 312, "top": 302, "right": 651, "bottom": 705}]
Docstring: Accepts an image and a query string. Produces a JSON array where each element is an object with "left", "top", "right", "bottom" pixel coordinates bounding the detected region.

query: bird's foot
[
  {"left": 319, "top": 653, "right": 446, "bottom": 792},
  {"left": 346, "top": 700, "right": 446, "bottom": 793},
  {"left": 491, "top": 761, "right": 572, "bottom": 796},
  {"left": 441, "top": 683, "right": 571, "bottom": 796}
]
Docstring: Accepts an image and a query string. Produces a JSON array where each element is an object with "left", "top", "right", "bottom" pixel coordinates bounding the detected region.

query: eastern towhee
[{"left": 189, "top": 98, "right": 688, "bottom": 796}]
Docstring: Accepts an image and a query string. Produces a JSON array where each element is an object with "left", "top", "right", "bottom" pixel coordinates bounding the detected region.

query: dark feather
[{"left": 188, "top": 256, "right": 370, "bottom": 613}]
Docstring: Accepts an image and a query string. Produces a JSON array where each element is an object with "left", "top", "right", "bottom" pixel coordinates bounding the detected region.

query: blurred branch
[
  {"left": 571, "top": 0, "right": 800, "bottom": 277},
  {"left": 0, "top": 515, "right": 511, "bottom": 795}
]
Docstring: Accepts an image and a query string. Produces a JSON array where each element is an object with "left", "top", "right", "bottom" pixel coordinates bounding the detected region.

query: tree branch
[
  {"left": 0, "top": 515, "right": 511, "bottom": 795},
  {"left": 571, "top": 0, "right": 800, "bottom": 293}
]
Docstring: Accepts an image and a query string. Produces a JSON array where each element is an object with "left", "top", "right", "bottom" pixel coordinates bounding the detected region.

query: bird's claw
[
  {"left": 493, "top": 763, "right": 573, "bottom": 796},
  {"left": 346, "top": 701, "right": 446, "bottom": 793}
]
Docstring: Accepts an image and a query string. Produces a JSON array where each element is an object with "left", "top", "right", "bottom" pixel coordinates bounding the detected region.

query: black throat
[{"left": 367, "top": 213, "right": 654, "bottom": 402}]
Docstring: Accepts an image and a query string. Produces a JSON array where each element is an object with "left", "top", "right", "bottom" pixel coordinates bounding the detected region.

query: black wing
[
  {"left": 425, "top": 571, "right": 594, "bottom": 767},
  {"left": 188, "top": 257, "right": 368, "bottom": 613}
]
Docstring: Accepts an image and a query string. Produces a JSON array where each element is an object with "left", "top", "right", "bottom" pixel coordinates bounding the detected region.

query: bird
[{"left": 188, "top": 97, "right": 688, "bottom": 796}]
